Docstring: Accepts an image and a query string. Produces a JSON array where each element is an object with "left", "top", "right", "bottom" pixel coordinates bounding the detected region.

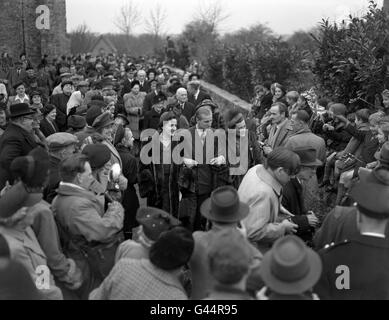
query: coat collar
[
  {"left": 56, "top": 183, "right": 97, "bottom": 201},
  {"left": 256, "top": 165, "right": 283, "bottom": 197},
  {"left": 0, "top": 226, "right": 47, "bottom": 259}
]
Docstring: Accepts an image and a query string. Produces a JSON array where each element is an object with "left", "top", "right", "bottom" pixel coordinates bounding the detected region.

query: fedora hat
[
  {"left": 9, "top": 103, "right": 34, "bottom": 119},
  {"left": 200, "top": 186, "right": 249, "bottom": 223},
  {"left": 260, "top": 236, "right": 322, "bottom": 295},
  {"left": 292, "top": 147, "right": 322, "bottom": 167},
  {"left": 350, "top": 167, "right": 389, "bottom": 218},
  {"left": 375, "top": 142, "right": 389, "bottom": 165}
]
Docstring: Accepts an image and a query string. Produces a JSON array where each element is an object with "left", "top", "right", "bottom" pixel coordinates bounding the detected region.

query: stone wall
[
  {"left": 0, "top": 0, "right": 69, "bottom": 65},
  {"left": 170, "top": 67, "right": 252, "bottom": 114}
]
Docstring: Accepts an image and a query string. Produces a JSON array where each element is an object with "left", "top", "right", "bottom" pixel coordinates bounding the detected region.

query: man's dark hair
[
  {"left": 263, "top": 81, "right": 272, "bottom": 91},
  {"left": 295, "top": 110, "right": 310, "bottom": 124},
  {"left": 266, "top": 148, "right": 300, "bottom": 175},
  {"left": 355, "top": 109, "right": 370, "bottom": 123},
  {"left": 189, "top": 73, "right": 201, "bottom": 81},
  {"left": 60, "top": 154, "right": 89, "bottom": 183}
]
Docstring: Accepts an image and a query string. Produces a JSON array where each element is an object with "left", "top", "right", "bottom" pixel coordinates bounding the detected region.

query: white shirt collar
[
  {"left": 361, "top": 232, "right": 386, "bottom": 239},
  {"left": 15, "top": 94, "right": 29, "bottom": 102}
]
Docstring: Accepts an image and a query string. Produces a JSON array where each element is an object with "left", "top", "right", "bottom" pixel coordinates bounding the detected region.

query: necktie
[{"left": 200, "top": 131, "right": 207, "bottom": 145}]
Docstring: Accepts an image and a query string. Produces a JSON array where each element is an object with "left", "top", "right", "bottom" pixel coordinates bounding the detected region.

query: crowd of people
[{"left": 0, "top": 50, "right": 389, "bottom": 300}]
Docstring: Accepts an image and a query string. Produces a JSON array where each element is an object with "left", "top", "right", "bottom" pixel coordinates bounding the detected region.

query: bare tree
[
  {"left": 195, "top": 0, "right": 230, "bottom": 33},
  {"left": 114, "top": 0, "right": 142, "bottom": 36},
  {"left": 69, "top": 23, "right": 96, "bottom": 54},
  {"left": 145, "top": 3, "right": 168, "bottom": 37}
]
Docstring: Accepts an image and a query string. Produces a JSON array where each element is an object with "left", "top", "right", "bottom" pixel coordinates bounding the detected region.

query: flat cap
[{"left": 46, "top": 133, "right": 78, "bottom": 151}]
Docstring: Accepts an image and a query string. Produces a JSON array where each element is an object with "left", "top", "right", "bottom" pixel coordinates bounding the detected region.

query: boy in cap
[
  {"left": 205, "top": 228, "right": 254, "bottom": 300},
  {"left": 90, "top": 227, "right": 193, "bottom": 300},
  {"left": 115, "top": 207, "right": 181, "bottom": 262}
]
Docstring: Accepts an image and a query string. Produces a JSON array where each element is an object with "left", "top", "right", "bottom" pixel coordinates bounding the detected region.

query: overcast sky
[{"left": 66, "top": 0, "right": 384, "bottom": 35}]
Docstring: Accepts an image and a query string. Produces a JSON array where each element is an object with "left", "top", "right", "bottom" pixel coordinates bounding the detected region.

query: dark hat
[
  {"left": 67, "top": 115, "right": 86, "bottom": 130},
  {"left": 114, "top": 124, "right": 125, "bottom": 146},
  {"left": 92, "top": 111, "right": 114, "bottom": 131},
  {"left": 350, "top": 167, "right": 389, "bottom": 218},
  {"left": 86, "top": 105, "right": 103, "bottom": 126},
  {"left": 130, "top": 80, "right": 141, "bottom": 89},
  {"left": 30, "top": 90, "right": 41, "bottom": 98},
  {"left": 46, "top": 133, "right": 78, "bottom": 151},
  {"left": 61, "top": 80, "right": 73, "bottom": 89},
  {"left": 114, "top": 113, "right": 129, "bottom": 126},
  {"left": 0, "top": 182, "right": 43, "bottom": 219},
  {"left": 136, "top": 207, "right": 181, "bottom": 241},
  {"left": 13, "top": 81, "right": 25, "bottom": 90},
  {"left": 82, "top": 144, "right": 111, "bottom": 170},
  {"left": 42, "top": 104, "right": 55, "bottom": 117},
  {"left": 152, "top": 92, "right": 167, "bottom": 105},
  {"left": 10, "top": 147, "right": 50, "bottom": 189},
  {"left": 260, "top": 236, "right": 322, "bottom": 295},
  {"left": 149, "top": 227, "right": 194, "bottom": 271},
  {"left": 292, "top": 147, "right": 322, "bottom": 167},
  {"left": 200, "top": 186, "right": 249, "bottom": 223},
  {"left": 196, "top": 99, "right": 218, "bottom": 112},
  {"left": 375, "top": 142, "right": 389, "bottom": 165},
  {"left": 9, "top": 103, "right": 34, "bottom": 119},
  {"left": 208, "top": 228, "right": 252, "bottom": 285}
]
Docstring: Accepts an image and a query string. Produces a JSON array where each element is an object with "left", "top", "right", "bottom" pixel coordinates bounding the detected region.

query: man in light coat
[
  {"left": 238, "top": 148, "right": 300, "bottom": 254},
  {"left": 52, "top": 154, "right": 124, "bottom": 298}
]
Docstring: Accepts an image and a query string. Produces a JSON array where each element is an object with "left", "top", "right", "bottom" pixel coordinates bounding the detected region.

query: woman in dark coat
[
  {"left": 138, "top": 112, "right": 180, "bottom": 217},
  {"left": 39, "top": 104, "right": 58, "bottom": 137},
  {"left": 114, "top": 125, "right": 139, "bottom": 240}
]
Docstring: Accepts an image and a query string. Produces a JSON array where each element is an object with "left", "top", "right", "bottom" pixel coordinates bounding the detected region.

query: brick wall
[{"left": 0, "top": 0, "right": 69, "bottom": 65}]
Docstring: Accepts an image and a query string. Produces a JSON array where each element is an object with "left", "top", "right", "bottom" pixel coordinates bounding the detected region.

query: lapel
[
  {"left": 274, "top": 120, "right": 292, "bottom": 148},
  {"left": 3, "top": 226, "right": 47, "bottom": 259}
]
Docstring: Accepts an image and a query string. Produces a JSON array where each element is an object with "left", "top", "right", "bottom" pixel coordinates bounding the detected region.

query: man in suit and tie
[
  {"left": 262, "top": 102, "right": 293, "bottom": 156},
  {"left": 187, "top": 80, "right": 211, "bottom": 108},
  {"left": 136, "top": 70, "right": 150, "bottom": 93},
  {"left": 7, "top": 62, "right": 26, "bottom": 95},
  {"left": 175, "top": 87, "right": 196, "bottom": 123},
  {"left": 121, "top": 65, "right": 136, "bottom": 98},
  {"left": 178, "top": 106, "right": 228, "bottom": 231}
]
